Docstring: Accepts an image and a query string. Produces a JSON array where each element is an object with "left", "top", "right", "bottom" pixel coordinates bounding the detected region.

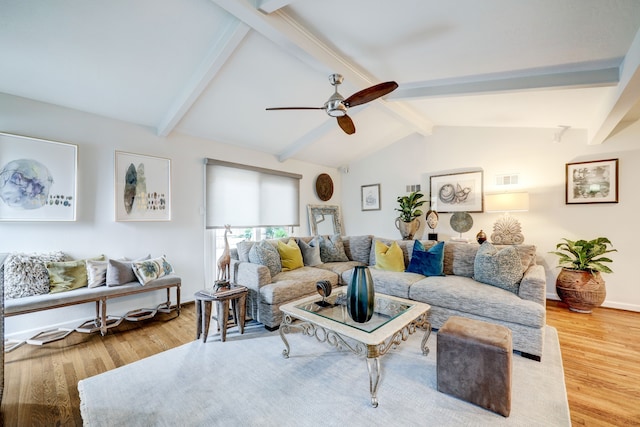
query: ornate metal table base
[{"left": 279, "top": 312, "right": 431, "bottom": 407}]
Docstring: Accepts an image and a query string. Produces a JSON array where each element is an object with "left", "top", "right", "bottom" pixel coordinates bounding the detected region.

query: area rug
[{"left": 78, "top": 326, "right": 570, "bottom": 426}]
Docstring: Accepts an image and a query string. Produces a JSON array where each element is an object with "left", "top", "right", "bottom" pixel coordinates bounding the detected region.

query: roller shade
[{"left": 205, "top": 159, "right": 301, "bottom": 229}]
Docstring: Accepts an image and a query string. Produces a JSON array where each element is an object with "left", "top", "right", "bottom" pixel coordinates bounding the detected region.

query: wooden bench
[{"left": 4, "top": 275, "right": 181, "bottom": 351}]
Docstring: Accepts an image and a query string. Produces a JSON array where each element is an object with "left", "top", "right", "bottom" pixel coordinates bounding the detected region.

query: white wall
[
  {"left": 342, "top": 124, "right": 640, "bottom": 312},
  {"left": 0, "top": 93, "right": 341, "bottom": 337}
]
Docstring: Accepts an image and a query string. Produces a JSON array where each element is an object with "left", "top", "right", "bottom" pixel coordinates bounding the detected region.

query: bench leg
[{"left": 100, "top": 299, "right": 108, "bottom": 336}]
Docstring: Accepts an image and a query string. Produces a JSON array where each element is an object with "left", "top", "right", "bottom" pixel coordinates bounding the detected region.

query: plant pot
[
  {"left": 395, "top": 217, "right": 420, "bottom": 240},
  {"left": 347, "top": 266, "right": 375, "bottom": 323},
  {"left": 555, "top": 268, "right": 606, "bottom": 313}
]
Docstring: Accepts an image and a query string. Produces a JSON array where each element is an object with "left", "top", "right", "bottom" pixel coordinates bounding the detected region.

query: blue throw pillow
[{"left": 406, "top": 241, "right": 445, "bottom": 276}]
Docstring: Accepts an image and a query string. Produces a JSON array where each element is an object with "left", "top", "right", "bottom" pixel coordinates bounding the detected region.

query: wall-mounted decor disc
[
  {"left": 315, "top": 173, "right": 334, "bottom": 201},
  {"left": 450, "top": 212, "right": 473, "bottom": 233}
]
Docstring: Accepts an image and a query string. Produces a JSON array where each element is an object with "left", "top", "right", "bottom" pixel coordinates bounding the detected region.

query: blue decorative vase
[{"left": 347, "top": 266, "right": 375, "bottom": 323}]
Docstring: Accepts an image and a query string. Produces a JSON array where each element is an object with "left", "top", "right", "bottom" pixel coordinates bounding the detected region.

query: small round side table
[{"left": 194, "top": 284, "right": 248, "bottom": 343}]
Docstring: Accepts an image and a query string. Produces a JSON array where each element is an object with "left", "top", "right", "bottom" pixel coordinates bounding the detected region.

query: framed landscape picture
[
  {"left": 429, "top": 171, "right": 483, "bottom": 213},
  {"left": 361, "top": 184, "right": 381, "bottom": 211},
  {"left": 0, "top": 132, "right": 77, "bottom": 221},
  {"left": 566, "top": 158, "right": 618, "bottom": 204},
  {"left": 115, "top": 151, "right": 171, "bottom": 221}
]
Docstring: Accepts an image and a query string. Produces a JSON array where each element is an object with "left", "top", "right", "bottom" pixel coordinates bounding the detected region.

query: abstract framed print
[
  {"left": 0, "top": 132, "right": 77, "bottom": 221},
  {"left": 115, "top": 151, "right": 171, "bottom": 221}
]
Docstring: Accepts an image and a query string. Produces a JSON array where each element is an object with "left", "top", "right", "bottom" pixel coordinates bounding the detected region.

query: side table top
[{"left": 195, "top": 285, "right": 247, "bottom": 301}]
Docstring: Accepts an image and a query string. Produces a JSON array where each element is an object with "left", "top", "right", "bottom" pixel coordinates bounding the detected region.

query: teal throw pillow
[
  {"left": 406, "top": 241, "right": 445, "bottom": 276},
  {"left": 473, "top": 242, "right": 523, "bottom": 294}
]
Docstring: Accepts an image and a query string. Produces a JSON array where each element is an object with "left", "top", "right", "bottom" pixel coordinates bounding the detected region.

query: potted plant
[
  {"left": 550, "top": 237, "right": 616, "bottom": 313},
  {"left": 394, "top": 191, "right": 426, "bottom": 240}
]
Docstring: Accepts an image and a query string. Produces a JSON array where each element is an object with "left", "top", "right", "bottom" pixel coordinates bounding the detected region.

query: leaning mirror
[{"left": 307, "top": 204, "right": 343, "bottom": 236}]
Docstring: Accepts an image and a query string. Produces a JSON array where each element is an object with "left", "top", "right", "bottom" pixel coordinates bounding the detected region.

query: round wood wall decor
[{"left": 315, "top": 173, "right": 334, "bottom": 201}]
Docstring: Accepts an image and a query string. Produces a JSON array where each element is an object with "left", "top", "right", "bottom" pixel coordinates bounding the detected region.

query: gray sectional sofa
[{"left": 230, "top": 235, "right": 547, "bottom": 360}]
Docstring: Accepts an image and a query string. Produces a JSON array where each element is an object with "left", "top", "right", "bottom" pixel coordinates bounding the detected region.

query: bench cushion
[{"left": 5, "top": 274, "right": 181, "bottom": 315}]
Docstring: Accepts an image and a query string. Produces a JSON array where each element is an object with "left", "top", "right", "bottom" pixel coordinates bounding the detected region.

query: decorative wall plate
[
  {"left": 450, "top": 212, "right": 473, "bottom": 233},
  {"left": 315, "top": 173, "right": 334, "bottom": 201}
]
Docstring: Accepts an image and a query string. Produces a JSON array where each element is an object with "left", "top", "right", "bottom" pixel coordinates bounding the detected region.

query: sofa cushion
[
  {"left": 316, "top": 261, "right": 364, "bottom": 284},
  {"left": 319, "top": 235, "right": 349, "bottom": 262},
  {"left": 450, "top": 243, "right": 479, "bottom": 277},
  {"left": 277, "top": 239, "right": 304, "bottom": 271},
  {"left": 342, "top": 268, "right": 424, "bottom": 299},
  {"left": 3, "top": 251, "right": 66, "bottom": 299},
  {"left": 47, "top": 255, "right": 105, "bottom": 293},
  {"left": 473, "top": 242, "right": 523, "bottom": 294},
  {"left": 132, "top": 255, "right": 175, "bottom": 285},
  {"left": 406, "top": 241, "right": 445, "bottom": 276},
  {"left": 409, "top": 275, "right": 545, "bottom": 328},
  {"left": 297, "top": 237, "right": 322, "bottom": 267},
  {"left": 342, "top": 235, "right": 373, "bottom": 264},
  {"left": 260, "top": 267, "right": 338, "bottom": 305},
  {"left": 86, "top": 259, "right": 108, "bottom": 288},
  {"left": 374, "top": 240, "right": 405, "bottom": 272},
  {"left": 249, "top": 240, "right": 282, "bottom": 278}
]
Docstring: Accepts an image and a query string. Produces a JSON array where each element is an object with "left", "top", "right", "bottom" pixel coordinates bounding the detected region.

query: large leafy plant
[
  {"left": 550, "top": 237, "right": 616, "bottom": 273},
  {"left": 395, "top": 191, "right": 426, "bottom": 222}
]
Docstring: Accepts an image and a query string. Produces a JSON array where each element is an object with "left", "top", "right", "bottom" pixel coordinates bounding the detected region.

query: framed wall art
[
  {"left": 429, "top": 171, "right": 483, "bottom": 213},
  {"left": 566, "top": 158, "right": 618, "bottom": 204},
  {"left": 115, "top": 151, "right": 171, "bottom": 221},
  {"left": 0, "top": 132, "right": 77, "bottom": 221},
  {"left": 361, "top": 183, "right": 381, "bottom": 211}
]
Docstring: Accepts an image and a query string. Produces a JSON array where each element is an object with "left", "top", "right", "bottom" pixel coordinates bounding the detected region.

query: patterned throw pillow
[
  {"left": 132, "top": 256, "right": 174, "bottom": 285},
  {"left": 374, "top": 240, "right": 405, "bottom": 272},
  {"left": 277, "top": 238, "right": 304, "bottom": 271},
  {"left": 473, "top": 242, "right": 524, "bottom": 294},
  {"left": 297, "top": 238, "right": 322, "bottom": 267},
  {"left": 406, "top": 240, "right": 445, "bottom": 276},
  {"left": 318, "top": 235, "right": 349, "bottom": 263},
  {"left": 4, "top": 251, "right": 66, "bottom": 299},
  {"left": 249, "top": 240, "right": 282, "bottom": 278},
  {"left": 47, "top": 255, "right": 105, "bottom": 293}
]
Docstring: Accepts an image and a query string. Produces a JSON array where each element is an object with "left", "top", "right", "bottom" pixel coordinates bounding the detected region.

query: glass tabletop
[{"left": 294, "top": 290, "right": 413, "bottom": 333}]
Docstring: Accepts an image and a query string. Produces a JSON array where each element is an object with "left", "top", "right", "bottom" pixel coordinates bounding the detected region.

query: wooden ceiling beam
[
  {"left": 156, "top": 17, "right": 249, "bottom": 137},
  {"left": 210, "top": 0, "right": 433, "bottom": 136}
]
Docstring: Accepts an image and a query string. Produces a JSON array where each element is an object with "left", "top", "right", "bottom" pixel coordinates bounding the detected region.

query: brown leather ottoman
[{"left": 437, "top": 316, "right": 513, "bottom": 417}]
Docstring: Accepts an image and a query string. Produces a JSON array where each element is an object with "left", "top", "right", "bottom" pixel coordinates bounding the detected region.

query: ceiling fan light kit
[{"left": 266, "top": 74, "right": 398, "bottom": 135}]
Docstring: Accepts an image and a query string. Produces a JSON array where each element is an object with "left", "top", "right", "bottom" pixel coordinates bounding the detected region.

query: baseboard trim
[{"left": 546, "top": 293, "right": 640, "bottom": 313}]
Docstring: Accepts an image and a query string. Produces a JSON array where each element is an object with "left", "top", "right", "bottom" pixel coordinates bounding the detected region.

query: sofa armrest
[
  {"left": 230, "top": 259, "right": 271, "bottom": 292},
  {"left": 518, "top": 264, "right": 546, "bottom": 306}
]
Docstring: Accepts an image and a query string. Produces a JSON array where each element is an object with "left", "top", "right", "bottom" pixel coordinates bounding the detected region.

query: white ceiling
[{"left": 2, "top": 0, "right": 640, "bottom": 167}]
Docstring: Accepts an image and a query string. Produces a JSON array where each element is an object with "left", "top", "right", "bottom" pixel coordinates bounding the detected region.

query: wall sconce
[{"left": 484, "top": 192, "right": 529, "bottom": 244}]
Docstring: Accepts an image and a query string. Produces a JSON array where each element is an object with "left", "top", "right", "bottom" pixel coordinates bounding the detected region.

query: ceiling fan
[{"left": 266, "top": 74, "right": 398, "bottom": 135}]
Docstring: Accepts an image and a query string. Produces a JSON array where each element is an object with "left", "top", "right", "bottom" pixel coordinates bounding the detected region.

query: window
[
  {"left": 205, "top": 159, "right": 301, "bottom": 229},
  {"left": 204, "top": 159, "right": 301, "bottom": 284}
]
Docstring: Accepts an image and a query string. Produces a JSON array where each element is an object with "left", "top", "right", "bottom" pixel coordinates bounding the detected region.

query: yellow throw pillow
[
  {"left": 375, "top": 240, "right": 405, "bottom": 272},
  {"left": 278, "top": 238, "right": 304, "bottom": 271},
  {"left": 47, "top": 255, "right": 105, "bottom": 293}
]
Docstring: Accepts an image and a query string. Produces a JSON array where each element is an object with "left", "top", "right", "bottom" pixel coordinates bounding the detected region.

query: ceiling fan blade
[
  {"left": 265, "top": 107, "right": 324, "bottom": 111},
  {"left": 337, "top": 115, "right": 356, "bottom": 135},
  {"left": 343, "top": 81, "right": 399, "bottom": 108}
]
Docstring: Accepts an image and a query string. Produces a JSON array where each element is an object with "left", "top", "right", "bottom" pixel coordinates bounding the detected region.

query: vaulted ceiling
[{"left": 2, "top": 0, "right": 640, "bottom": 168}]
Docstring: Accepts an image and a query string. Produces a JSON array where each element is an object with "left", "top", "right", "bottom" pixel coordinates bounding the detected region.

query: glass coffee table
[{"left": 279, "top": 287, "right": 431, "bottom": 407}]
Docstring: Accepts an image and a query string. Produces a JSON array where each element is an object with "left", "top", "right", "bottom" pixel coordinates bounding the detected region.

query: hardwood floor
[
  {"left": 545, "top": 300, "right": 640, "bottom": 426},
  {"left": 2, "top": 301, "right": 639, "bottom": 426}
]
